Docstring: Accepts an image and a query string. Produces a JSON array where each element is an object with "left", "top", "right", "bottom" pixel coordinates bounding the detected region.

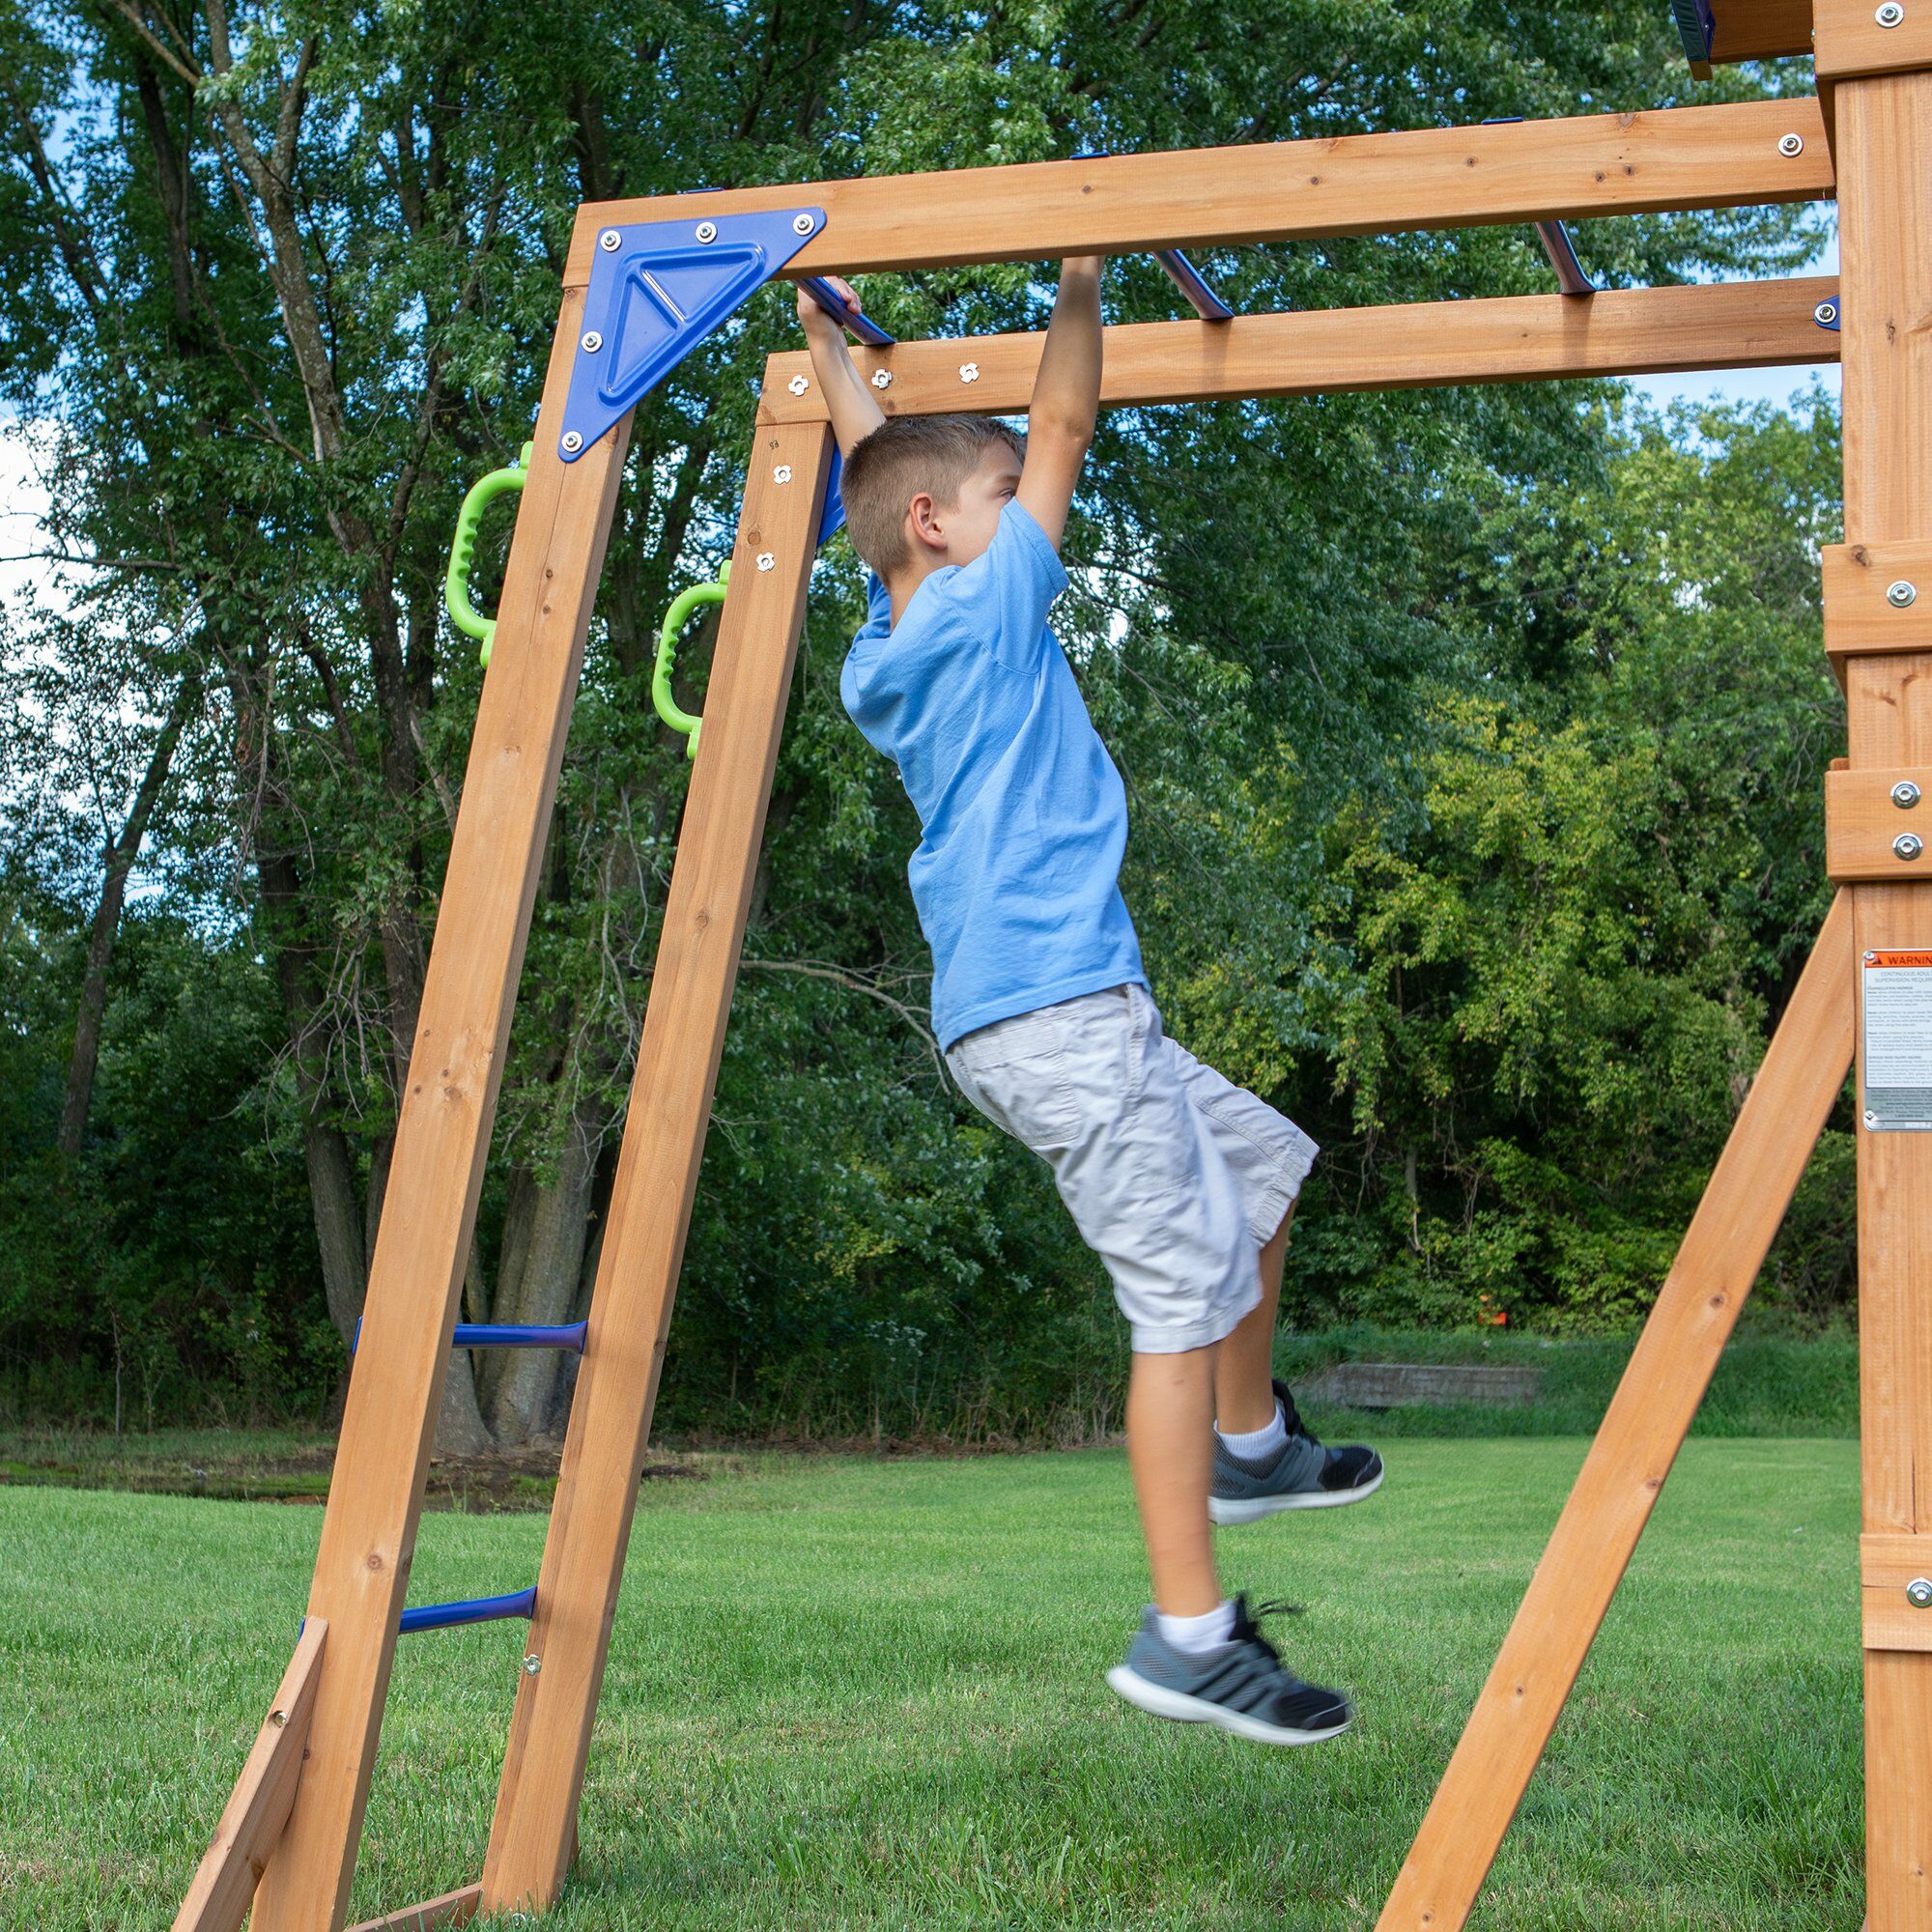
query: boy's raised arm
[
  {"left": 795, "top": 277, "right": 888, "bottom": 458},
  {"left": 1015, "top": 258, "right": 1103, "bottom": 552}
]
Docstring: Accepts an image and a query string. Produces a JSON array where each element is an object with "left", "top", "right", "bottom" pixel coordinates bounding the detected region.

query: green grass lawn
[{"left": 0, "top": 1438, "right": 1862, "bottom": 1930}]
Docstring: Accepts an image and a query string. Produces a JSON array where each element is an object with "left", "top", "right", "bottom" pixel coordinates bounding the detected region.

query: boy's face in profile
[{"left": 916, "top": 444, "right": 1023, "bottom": 573}]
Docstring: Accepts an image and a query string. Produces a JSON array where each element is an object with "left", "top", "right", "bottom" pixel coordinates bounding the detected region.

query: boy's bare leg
[
  {"left": 1213, "top": 1207, "right": 1294, "bottom": 1435},
  {"left": 1125, "top": 1345, "right": 1222, "bottom": 1615}
]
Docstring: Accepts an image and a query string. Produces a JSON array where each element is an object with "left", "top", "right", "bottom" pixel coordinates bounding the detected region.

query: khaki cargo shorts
[{"left": 945, "top": 982, "right": 1319, "bottom": 1353}]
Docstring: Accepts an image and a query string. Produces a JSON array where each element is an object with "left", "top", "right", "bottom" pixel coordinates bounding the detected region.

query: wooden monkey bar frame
[{"left": 171, "top": 10, "right": 1932, "bottom": 1928}]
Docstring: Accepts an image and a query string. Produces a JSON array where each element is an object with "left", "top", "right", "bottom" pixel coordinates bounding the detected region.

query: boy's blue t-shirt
[{"left": 840, "top": 499, "right": 1145, "bottom": 1049}]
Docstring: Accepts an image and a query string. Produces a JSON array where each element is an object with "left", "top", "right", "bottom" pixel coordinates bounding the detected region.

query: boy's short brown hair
[{"left": 838, "top": 414, "right": 1025, "bottom": 576}]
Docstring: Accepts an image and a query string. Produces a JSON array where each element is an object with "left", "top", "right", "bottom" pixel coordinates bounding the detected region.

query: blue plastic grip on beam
[
  {"left": 398, "top": 1586, "right": 537, "bottom": 1636},
  {"left": 1534, "top": 221, "right": 1597, "bottom": 297},
  {"left": 1153, "top": 248, "right": 1234, "bottom": 322},
  {"left": 800, "top": 276, "right": 896, "bottom": 347}
]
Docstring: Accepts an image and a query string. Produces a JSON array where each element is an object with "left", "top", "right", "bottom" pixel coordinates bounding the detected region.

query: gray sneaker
[
  {"left": 1210, "top": 1379, "right": 1384, "bottom": 1525},
  {"left": 1106, "top": 1595, "right": 1351, "bottom": 1746}
]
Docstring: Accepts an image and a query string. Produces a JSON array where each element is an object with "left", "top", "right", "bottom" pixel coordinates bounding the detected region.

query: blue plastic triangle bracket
[{"left": 557, "top": 206, "right": 826, "bottom": 462}]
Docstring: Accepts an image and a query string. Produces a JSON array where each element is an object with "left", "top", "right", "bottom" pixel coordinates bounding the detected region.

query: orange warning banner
[{"left": 1868, "top": 952, "right": 1932, "bottom": 970}]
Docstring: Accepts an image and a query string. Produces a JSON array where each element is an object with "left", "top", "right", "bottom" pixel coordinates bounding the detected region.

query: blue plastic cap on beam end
[
  {"left": 558, "top": 207, "right": 825, "bottom": 461},
  {"left": 399, "top": 1585, "right": 537, "bottom": 1635}
]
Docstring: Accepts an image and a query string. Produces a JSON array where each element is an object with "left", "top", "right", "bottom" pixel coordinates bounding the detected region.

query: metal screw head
[
  {"left": 559, "top": 430, "right": 583, "bottom": 454},
  {"left": 580, "top": 330, "right": 603, "bottom": 355},
  {"left": 1814, "top": 299, "right": 1840, "bottom": 328},
  {"left": 695, "top": 221, "right": 718, "bottom": 244},
  {"left": 792, "top": 213, "right": 816, "bottom": 236},
  {"left": 1910, "top": 1577, "right": 1932, "bottom": 1609},
  {"left": 787, "top": 374, "right": 810, "bottom": 396},
  {"left": 1878, "top": 2, "right": 1907, "bottom": 26},
  {"left": 870, "top": 369, "right": 893, "bottom": 389},
  {"left": 958, "top": 361, "right": 980, "bottom": 384},
  {"left": 269, "top": 1707, "right": 289, "bottom": 1727},
  {"left": 1894, "top": 833, "right": 1926, "bottom": 861},
  {"left": 773, "top": 464, "right": 793, "bottom": 484},
  {"left": 1779, "top": 132, "right": 1806, "bottom": 157},
  {"left": 1894, "top": 781, "right": 1924, "bottom": 810},
  {"left": 1889, "top": 579, "right": 1918, "bottom": 608},
  {"left": 522, "top": 1654, "right": 542, "bottom": 1676},
  {"left": 756, "top": 552, "right": 777, "bottom": 572},
  {"left": 599, "top": 229, "right": 622, "bottom": 252},
  {"left": 1865, "top": 950, "right": 1880, "bottom": 966},
  {"left": 1865, "top": 1109, "right": 1883, "bottom": 1129}
]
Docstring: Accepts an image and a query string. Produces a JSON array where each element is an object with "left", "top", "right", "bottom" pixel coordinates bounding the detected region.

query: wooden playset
[{"left": 167, "top": 5, "right": 1932, "bottom": 1925}]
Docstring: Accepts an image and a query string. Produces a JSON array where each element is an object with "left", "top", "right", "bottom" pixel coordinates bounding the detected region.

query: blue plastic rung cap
[
  {"left": 559, "top": 207, "right": 824, "bottom": 461},
  {"left": 398, "top": 1585, "right": 537, "bottom": 1635},
  {"left": 1153, "top": 248, "right": 1234, "bottom": 322}
]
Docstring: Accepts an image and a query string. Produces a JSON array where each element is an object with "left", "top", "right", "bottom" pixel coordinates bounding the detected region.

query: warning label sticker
[{"left": 1863, "top": 951, "right": 1932, "bottom": 1132}]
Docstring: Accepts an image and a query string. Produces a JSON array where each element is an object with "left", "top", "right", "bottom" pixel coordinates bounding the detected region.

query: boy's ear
[{"left": 906, "top": 491, "right": 947, "bottom": 554}]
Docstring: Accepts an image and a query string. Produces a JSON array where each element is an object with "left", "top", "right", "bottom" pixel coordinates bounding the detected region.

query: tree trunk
[
  {"left": 304, "top": 1119, "right": 367, "bottom": 1349},
  {"left": 58, "top": 669, "right": 198, "bottom": 1155},
  {"left": 433, "top": 1346, "right": 495, "bottom": 1458}
]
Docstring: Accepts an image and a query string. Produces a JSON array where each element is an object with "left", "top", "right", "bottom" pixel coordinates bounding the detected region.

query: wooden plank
[
  {"left": 1823, "top": 539, "right": 1932, "bottom": 662},
  {"left": 344, "top": 1887, "right": 480, "bottom": 1932},
  {"left": 479, "top": 419, "right": 838, "bottom": 1914},
  {"left": 1712, "top": 0, "right": 1817, "bottom": 64},
  {"left": 1864, "top": 1534, "right": 1932, "bottom": 1652},
  {"left": 1826, "top": 767, "right": 1932, "bottom": 878},
  {"left": 760, "top": 277, "right": 1838, "bottom": 423},
  {"left": 1816, "top": 0, "right": 1932, "bottom": 80},
  {"left": 1834, "top": 65, "right": 1932, "bottom": 1932},
  {"left": 1375, "top": 891, "right": 1855, "bottom": 1932},
  {"left": 170, "top": 1622, "right": 327, "bottom": 1932},
  {"left": 566, "top": 99, "right": 1832, "bottom": 284},
  {"left": 247, "top": 292, "right": 634, "bottom": 1932}
]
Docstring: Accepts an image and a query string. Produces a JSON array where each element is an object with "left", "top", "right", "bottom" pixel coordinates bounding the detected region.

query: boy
[{"left": 798, "top": 262, "right": 1383, "bottom": 1746}]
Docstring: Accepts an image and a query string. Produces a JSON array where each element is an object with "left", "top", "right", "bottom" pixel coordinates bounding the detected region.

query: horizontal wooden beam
[
  {"left": 1712, "top": 0, "right": 1816, "bottom": 65},
  {"left": 344, "top": 1886, "right": 480, "bottom": 1932},
  {"left": 1827, "top": 767, "right": 1932, "bottom": 879},
  {"left": 1816, "top": 0, "right": 1932, "bottom": 80},
  {"left": 569, "top": 98, "right": 1832, "bottom": 285},
  {"left": 758, "top": 276, "right": 1838, "bottom": 421}
]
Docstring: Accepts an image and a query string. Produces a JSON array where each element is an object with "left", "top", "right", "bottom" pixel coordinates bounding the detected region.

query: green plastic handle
[
  {"left": 654, "top": 562, "right": 731, "bottom": 758},
  {"left": 444, "top": 441, "right": 533, "bottom": 668}
]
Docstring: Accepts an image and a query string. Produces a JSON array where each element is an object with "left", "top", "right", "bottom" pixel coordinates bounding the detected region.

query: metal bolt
[
  {"left": 1911, "top": 1577, "right": 1932, "bottom": 1608},
  {"left": 1865, "top": 1109, "right": 1883, "bottom": 1129},
  {"left": 580, "top": 330, "right": 603, "bottom": 355},
  {"left": 756, "top": 552, "right": 777, "bottom": 572},
  {"left": 871, "top": 369, "right": 893, "bottom": 389},
  {"left": 1814, "top": 299, "right": 1840, "bottom": 328},
  {"left": 1895, "top": 781, "right": 1924, "bottom": 810},
  {"left": 1878, "top": 2, "right": 1907, "bottom": 26},
  {"left": 773, "top": 464, "right": 793, "bottom": 484},
  {"left": 696, "top": 221, "right": 718, "bottom": 244},
  {"left": 788, "top": 374, "right": 810, "bottom": 396},
  {"left": 599, "top": 229, "right": 622, "bottom": 252},
  {"left": 1896, "top": 833, "right": 1925, "bottom": 861},
  {"left": 1779, "top": 132, "right": 1806, "bottom": 157},
  {"left": 793, "top": 213, "right": 816, "bottom": 236},
  {"left": 560, "top": 430, "right": 583, "bottom": 454},
  {"left": 270, "top": 1708, "right": 289, "bottom": 1728},
  {"left": 1889, "top": 579, "right": 1919, "bottom": 608},
  {"left": 522, "top": 1654, "right": 542, "bottom": 1676},
  {"left": 1865, "top": 950, "right": 1880, "bottom": 966},
  {"left": 959, "top": 361, "right": 980, "bottom": 384}
]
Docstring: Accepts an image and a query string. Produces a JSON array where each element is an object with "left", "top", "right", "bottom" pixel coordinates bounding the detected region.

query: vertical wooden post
[
  {"left": 1835, "top": 67, "right": 1932, "bottom": 1932},
  {"left": 1374, "top": 893, "right": 1856, "bottom": 1931},
  {"left": 480, "top": 413, "right": 837, "bottom": 1912},
  {"left": 247, "top": 290, "right": 632, "bottom": 1932}
]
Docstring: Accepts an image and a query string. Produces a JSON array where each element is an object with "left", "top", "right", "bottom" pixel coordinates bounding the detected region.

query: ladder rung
[
  {"left": 398, "top": 1586, "right": 536, "bottom": 1635},
  {"left": 350, "top": 1319, "right": 588, "bottom": 1353}
]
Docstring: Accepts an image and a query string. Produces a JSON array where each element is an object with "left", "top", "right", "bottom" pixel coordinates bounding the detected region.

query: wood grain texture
[
  {"left": 1863, "top": 1534, "right": 1932, "bottom": 1652},
  {"left": 170, "top": 1621, "right": 327, "bottom": 1932},
  {"left": 1826, "top": 768, "right": 1932, "bottom": 878},
  {"left": 1836, "top": 66, "right": 1932, "bottom": 1932},
  {"left": 760, "top": 278, "right": 1838, "bottom": 423},
  {"left": 1823, "top": 540, "right": 1932, "bottom": 662},
  {"left": 343, "top": 1888, "right": 480, "bottom": 1932},
  {"left": 566, "top": 99, "right": 1832, "bottom": 284},
  {"left": 1712, "top": 0, "right": 1817, "bottom": 63},
  {"left": 1815, "top": 0, "right": 1932, "bottom": 79},
  {"left": 480, "top": 421, "right": 837, "bottom": 1915},
  {"left": 1375, "top": 892, "right": 1855, "bottom": 1932},
  {"left": 246, "top": 292, "right": 633, "bottom": 1932}
]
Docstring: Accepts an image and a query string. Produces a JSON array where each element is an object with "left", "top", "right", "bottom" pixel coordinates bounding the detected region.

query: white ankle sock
[
  {"left": 1216, "top": 1399, "right": 1288, "bottom": 1461},
  {"left": 1155, "top": 1600, "right": 1236, "bottom": 1655}
]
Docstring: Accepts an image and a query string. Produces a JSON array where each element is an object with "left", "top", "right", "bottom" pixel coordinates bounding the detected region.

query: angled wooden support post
[
  {"left": 241, "top": 290, "right": 633, "bottom": 1932},
  {"left": 481, "top": 410, "right": 837, "bottom": 1913},
  {"left": 171, "top": 1621, "right": 327, "bottom": 1932},
  {"left": 1832, "top": 40, "right": 1932, "bottom": 1930},
  {"left": 1376, "top": 889, "right": 1856, "bottom": 1932}
]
